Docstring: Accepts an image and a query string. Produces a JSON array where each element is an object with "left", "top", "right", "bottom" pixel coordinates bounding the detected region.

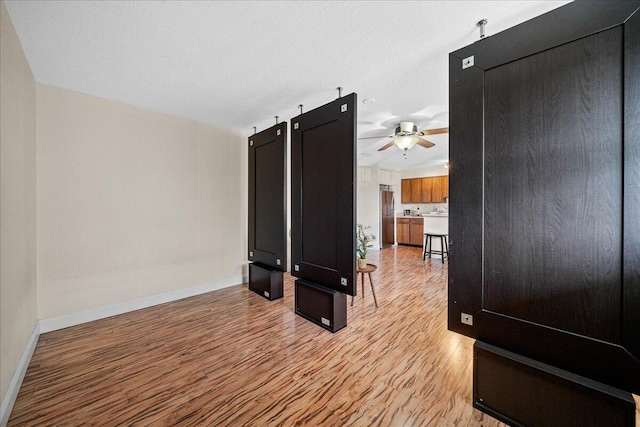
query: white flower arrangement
[{"left": 356, "top": 223, "right": 376, "bottom": 259}]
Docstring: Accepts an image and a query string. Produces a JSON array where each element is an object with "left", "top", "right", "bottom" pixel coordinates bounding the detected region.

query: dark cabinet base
[
  {"left": 248, "top": 263, "right": 283, "bottom": 301},
  {"left": 474, "top": 341, "right": 636, "bottom": 427},
  {"left": 295, "top": 279, "right": 347, "bottom": 333}
]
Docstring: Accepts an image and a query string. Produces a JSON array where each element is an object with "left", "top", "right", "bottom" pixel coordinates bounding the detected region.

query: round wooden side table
[{"left": 352, "top": 263, "right": 378, "bottom": 307}]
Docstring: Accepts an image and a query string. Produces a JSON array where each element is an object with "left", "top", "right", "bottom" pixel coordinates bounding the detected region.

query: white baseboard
[
  {"left": 1, "top": 276, "right": 245, "bottom": 424},
  {"left": 1, "top": 324, "right": 40, "bottom": 427},
  {"left": 39, "top": 275, "right": 245, "bottom": 333}
]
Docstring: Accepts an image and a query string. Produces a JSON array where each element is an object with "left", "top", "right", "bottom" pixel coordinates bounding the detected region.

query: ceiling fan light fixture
[{"left": 395, "top": 135, "right": 419, "bottom": 151}]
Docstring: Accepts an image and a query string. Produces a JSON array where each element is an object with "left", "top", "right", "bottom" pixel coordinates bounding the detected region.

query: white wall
[
  {"left": 357, "top": 166, "right": 380, "bottom": 251},
  {"left": 357, "top": 167, "right": 403, "bottom": 250},
  {"left": 36, "top": 84, "right": 246, "bottom": 319},
  {"left": 0, "top": 0, "right": 38, "bottom": 409}
]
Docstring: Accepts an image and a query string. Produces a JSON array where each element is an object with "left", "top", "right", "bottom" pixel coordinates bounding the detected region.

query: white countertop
[{"left": 397, "top": 214, "right": 448, "bottom": 218}]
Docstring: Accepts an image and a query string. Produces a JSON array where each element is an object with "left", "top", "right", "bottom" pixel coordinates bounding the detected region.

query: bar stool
[{"left": 423, "top": 233, "right": 449, "bottom": 263}]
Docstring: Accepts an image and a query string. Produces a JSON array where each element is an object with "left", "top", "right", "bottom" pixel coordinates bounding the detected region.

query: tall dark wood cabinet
[
  {"left": 248, "top": 123, "right": 287, "bottom": 300},
  {"left": 448, "top": 2, "right": 640, "bottom": 425},
  {"left": 290, "top": 93, "right": 357, "bottom": 332}
]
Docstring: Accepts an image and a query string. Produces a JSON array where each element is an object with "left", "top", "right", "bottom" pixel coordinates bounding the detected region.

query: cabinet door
[
  {"left": 397, "top": 219, "right": 409, "bottom": 244},
  {"left": 410, "top": 219, "right": 424, "bottom": 246},
  {"left": 449, "top": 2, "right": 640, "bottom": 393},
  {"left": 401, "top": 179, "right": 411, "bottom": 204},
  {"left": 420, "top": 177, "right": 433, "bottom": 203},
  {"left": 431, "top": 176, "right": 448, "bottom": 203},
  {"left": 248, "top": 122, "right": 287, "bottom": 271},
  {"left": 442, "top": 175, "right": 449, "bottom": 198},
  {"left": 291, "top": 93, "right": 357, "bottom": 296},
  {"left": 410, "top": 179, "right": 422, "bottom": 203}
]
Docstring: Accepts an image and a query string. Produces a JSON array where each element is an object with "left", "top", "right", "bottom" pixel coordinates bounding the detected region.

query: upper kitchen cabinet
[
  {"left": 411, "top": 178, "right": 422, "bottom": 202},
  {"left": 431, "top": 176, "right": 449, "bottom": 202},
  {"left": 401, "top": 176, "right": 449, "bottom": 204},
  {"left": 401, "top": 179, "right": 411, "bottom": 203},
  {"left": 421, "top": 177, "right": 434, "bottom": 203}
]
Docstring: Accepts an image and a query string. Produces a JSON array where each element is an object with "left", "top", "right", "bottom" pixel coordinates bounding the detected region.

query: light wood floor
[{"left": 8, "top": 246, "right": 640, "bottom": 426}]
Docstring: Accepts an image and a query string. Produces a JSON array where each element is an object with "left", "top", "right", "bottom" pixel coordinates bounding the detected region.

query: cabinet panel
[
  {"left": 449, "top": 1, "right": 640, "bottom": 393},
  {"left": 401, "top": 179, "right": 411, "bottom": 203},
  {"left": 474, "top": 341, "right": 635, "bottom": 427},
  {"left": 484, "top": 29, "right": 622, "bottom": 342},
  {"left": 432, "top": 176, "right": 449, "bottom": 203},
  {"left": 410, "top": 218, "right": 424, "bottom": 246},
  {"left": 410, "top": 179, "right": 422, "bottom": 203},
  {"left": 248, "top": 122, "right": 287, "bottom": 271},
  {"left": 420, "top": 178, "right": 433, "bottom": 203},
  {"left": 291, "top": 93, "right": 356, "bottom": 296},
  {"left": 397, "top": 218, "right": 409, "bottom": 244}
]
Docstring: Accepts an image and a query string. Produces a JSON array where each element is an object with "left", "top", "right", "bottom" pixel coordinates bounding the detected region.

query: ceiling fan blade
[
  {"left": 416, "top": 138, "right": 435, "bottom": 149},
  {"left": 377, "top": 141, "right": 397, "bottom": 151},
  {"left": 358, "top": 135, "right": 393, "bottom": 140},
  {"left": 419, "top": 127, "right": 449, "bottom": 136}
]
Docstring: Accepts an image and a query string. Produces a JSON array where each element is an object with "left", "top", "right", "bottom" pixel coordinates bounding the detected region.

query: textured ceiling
[{"left": 4, "top": 0, "right": 570, "bottom": 170}]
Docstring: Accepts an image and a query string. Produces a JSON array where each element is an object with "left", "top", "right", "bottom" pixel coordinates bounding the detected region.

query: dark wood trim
[
  {"left": 450, "top": 1, "right": 640, "bottom": 71},
  {"left": 624, "top": 2, "right": 640, "bottom": 367},
  {"left": 447, "top": 55, "right": 484, "bottom": 334}
]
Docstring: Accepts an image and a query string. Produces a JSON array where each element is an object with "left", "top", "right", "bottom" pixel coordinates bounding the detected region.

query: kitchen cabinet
[
  {"left": 410, "top": 218, "right": 424, "bottom": 246},
  {"left": 431, "top": 175, "right": 449, "bottom": 202},
  {"left": 421, "top": 177, "right": 433, "bottom": 203},
  {"left": 401, "top": 180, "right": 411, "bottom": 204},
  {"left": 411, "top": 179, "right": 422, "bottom": 203},
  {"left": 397, "top": 217, "right": 423, "bottom": 246},
  {"left": 401, "top": 176, "right": 449, "bottom": 204},
  {"left": 397, "top": 218, "right": 410, "bottom": 244},
  {"left": 449, "top": 1, "right": 640, "bottom": 423}
]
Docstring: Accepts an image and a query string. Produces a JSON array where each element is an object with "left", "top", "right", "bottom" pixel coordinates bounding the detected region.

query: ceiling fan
[{"left": 359, "top": 121, "right": 449, "bottom": 151}]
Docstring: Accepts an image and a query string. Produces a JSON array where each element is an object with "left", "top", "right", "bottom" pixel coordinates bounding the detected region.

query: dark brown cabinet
[
  {"left": 449, "top": 2, "right": 640, "bottom": 424},
  {"left": 291, "top": 93, "right": 357, "bottom": 298},
  {"left": 248, "top": 122, "right": 287, "bottom": 272}
]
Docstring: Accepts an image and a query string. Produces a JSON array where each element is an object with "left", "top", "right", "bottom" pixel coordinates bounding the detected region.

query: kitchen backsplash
[{"left": 399, "top": 202, "right": 448, "bottom": 215}]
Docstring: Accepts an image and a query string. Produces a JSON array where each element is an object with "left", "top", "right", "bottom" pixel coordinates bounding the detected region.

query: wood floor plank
[{"left": 7, "top": 245, "right": 637, "bottom": 425}]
